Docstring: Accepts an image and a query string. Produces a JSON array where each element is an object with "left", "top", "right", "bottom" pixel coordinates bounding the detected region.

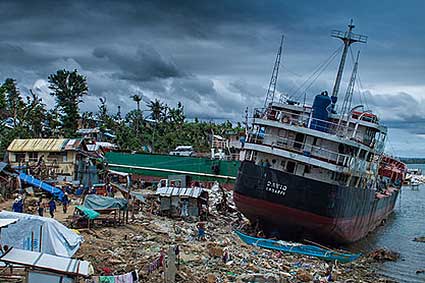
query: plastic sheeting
[
  {"left": 0, "top": 218, "right": 18, "bottom": 228},
  {"left": 19, "top": 173, "right": 64, "bottom": 201},
  {"left": 75, "top": 205, "right": 100, "bottom": 220},
  {"left": 131, "top": 192, "right": 146, "bottom": 203},
  {"left": 0, "top": 211, "right": 83, "bottom": 257},
  {"left": 83, "top": 194, "right": 128, "bottom": 211}
]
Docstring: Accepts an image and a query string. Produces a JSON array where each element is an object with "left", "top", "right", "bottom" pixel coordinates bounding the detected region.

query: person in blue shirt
[
  {"left": 12, "top": 196, "right": 23, "bottom": 213},
  {"left": 48, "top": 198, "right": 56, "bottom": 218}
]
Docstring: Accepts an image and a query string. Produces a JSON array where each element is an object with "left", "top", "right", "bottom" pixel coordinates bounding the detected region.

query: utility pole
[
  {"left": 263, "top": 35, "right": 284, "bottom": 108},
  {"left": 330, "top": 20, "right": 367, "bottom": 108}
]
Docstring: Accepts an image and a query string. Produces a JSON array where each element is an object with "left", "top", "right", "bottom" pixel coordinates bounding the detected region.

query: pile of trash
[
  {"left": 367, "top": 248, "right": 400, "bottom": 262},
  {"left": 74, "top": 186, "right": 394, "bottom": 282}
]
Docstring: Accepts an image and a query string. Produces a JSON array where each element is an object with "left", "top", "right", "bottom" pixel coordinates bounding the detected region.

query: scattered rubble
[
  {"left": 72, "top": 186, "right": 395, "bottom": 282},
  {"left": 367, "top": 248, "right": 400, "bottom": 262},
  {"left": 413, "top": 236, "right": 425, "bottom": 243}
]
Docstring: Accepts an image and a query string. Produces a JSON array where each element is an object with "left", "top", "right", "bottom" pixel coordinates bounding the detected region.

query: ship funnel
[{"left": 310, "top": 91, "right": 331, "bottom": 132}]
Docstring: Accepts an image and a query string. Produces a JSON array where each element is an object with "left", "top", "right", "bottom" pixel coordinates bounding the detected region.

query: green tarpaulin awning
[{"left": 75, "top": 205, "right": 100, "bottom": 220}]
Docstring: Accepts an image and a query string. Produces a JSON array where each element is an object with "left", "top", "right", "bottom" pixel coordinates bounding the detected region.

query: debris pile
[
  {"left": 413, "top": 236, "right": 425, "bottom": 243},
  {"left": 74, "top": 186, "right": 393, "bottom": 282},
  {"left": 367, "top": 248, "right": 400, "bottom": 262}
]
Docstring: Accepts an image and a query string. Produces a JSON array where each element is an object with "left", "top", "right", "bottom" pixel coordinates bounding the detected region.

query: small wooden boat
[{"left": 235, "top": 230, "right": 361, "bottom": 263}]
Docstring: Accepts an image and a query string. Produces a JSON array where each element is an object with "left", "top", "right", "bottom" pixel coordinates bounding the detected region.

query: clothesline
[{"left": 85, "top": 270, "right": 139, "bottom": 283}]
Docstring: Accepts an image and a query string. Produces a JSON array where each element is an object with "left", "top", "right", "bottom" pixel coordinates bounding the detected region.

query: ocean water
[{"left": 349, "top": 164, "right": 425, "bottom": 283}]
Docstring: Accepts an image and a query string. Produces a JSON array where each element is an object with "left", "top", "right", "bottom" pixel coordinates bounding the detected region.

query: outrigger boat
[{"left": 235, "top": 230, "right": 361, "bottom": 263}]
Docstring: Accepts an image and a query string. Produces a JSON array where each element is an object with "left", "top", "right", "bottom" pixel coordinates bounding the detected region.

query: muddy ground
[{"left": 2, "top": 189, "right": 397, "bottom": 282}]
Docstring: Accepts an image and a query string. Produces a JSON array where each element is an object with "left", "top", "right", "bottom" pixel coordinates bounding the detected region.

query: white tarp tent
[{"left": 0, "top": 211, "right": 83, "bottom": 257}]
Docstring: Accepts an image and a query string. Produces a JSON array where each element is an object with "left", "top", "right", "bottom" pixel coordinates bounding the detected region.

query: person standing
[
  {"left": 196, "top": 222, "right": 206, "bottom": 241},
  {"left": 12, "top": 196, "right": 23, "bottom": 213},
  {"left": 48, "top": 198, "right": 56, "bottom": 218},
  {"left": 62, "top": 193, "right": 69, "bottom": 214},
  {"left": 37, "top": 197, "right": 44, "bottom": 217}
]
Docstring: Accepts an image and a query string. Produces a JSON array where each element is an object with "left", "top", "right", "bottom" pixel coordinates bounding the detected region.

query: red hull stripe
[{"left": 234, "top": 192, "right": 394, "bottom": 243}]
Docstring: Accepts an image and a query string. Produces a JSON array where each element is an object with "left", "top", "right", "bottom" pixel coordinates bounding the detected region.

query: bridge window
[{"left": 286, "top": 161, "right": 296, "bottom": 173}]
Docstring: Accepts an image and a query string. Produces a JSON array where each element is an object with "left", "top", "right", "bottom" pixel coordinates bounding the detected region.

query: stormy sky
[{"left": 0, "top": 0, "right": 424, "bottom": 157}]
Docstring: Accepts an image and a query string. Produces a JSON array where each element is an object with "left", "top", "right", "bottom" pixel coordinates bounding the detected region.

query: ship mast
[
  {"left": 263, "top": 35, "right": 284, "bottom": 108},
  {"left": 330, "top": 20, "right": 367, "bottom": 110}
]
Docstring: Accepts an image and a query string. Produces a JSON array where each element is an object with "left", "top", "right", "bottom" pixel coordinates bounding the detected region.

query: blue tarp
[
  {"left": 18, "top": 173, "right": 64, "bottom": 201},
  {"left": 83, "top": 194, "right": 128, "bottom": 210}
]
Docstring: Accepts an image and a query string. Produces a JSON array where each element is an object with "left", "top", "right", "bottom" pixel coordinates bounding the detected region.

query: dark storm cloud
[
  {"left": 92, "top": 45, "right": 184, "bottom": 82},
  {"left": 359, "top": 91, "right": 425, "bottom": 132},
  {"left": 0, "top": 0, "right": 424, "bottom": 154}
]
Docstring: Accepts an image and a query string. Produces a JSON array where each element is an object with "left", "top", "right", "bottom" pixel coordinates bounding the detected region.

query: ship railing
[
  {"left": 253, "top": 108, "right": 369, "bottom": 142},
  {"left": 249, "top": 134, "right": 356, "bottom": 168}
]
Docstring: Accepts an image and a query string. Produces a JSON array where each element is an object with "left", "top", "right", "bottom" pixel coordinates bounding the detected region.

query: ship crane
[
  {"left": 339, "top": 50, "right": 360, "bottom": 125},
  {"left": 330, "top": 19, "right": 367, "bottom": 111},
  {"left": 263, "top": 35, "right": 284, "bottom": 108}
]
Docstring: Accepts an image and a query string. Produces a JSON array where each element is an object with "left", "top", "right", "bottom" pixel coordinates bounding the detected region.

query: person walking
[
  {"left": 62, "top": 193, "right": 69, "bottom": 214},
  {"left": 196, "top": 222, "right": 206, "bottom": 241},
  {"left": 48, "top": 198, "right": 56, "bottom": 218},
  {"left": 37, "top": 197, "right": 44, "bottom": 217}
]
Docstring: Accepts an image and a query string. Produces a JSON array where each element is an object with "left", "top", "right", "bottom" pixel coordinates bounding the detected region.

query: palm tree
[
  {"left": 147, "top": 99, "right": 165, "bottom": 121},
  {"left": 131, "top": 94, "right": 142, "bottom": 111}
]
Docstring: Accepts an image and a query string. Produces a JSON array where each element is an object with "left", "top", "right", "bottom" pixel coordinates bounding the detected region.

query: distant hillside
[{"left": 400, "top": 158, "right": 425, "bottom": 164}]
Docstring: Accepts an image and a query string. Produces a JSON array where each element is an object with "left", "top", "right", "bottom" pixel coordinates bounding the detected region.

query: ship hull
[{"left": 234, "top": 161, "right": 399, "bottom": 244}]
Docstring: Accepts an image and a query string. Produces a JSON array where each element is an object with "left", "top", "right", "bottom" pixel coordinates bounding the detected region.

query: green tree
[
  {"left": 23, "top": 90, "right": 47, "bottom": 137},
  {"left": 1, "top": 78, "right": 25, "bottom": 126},
  {"left": 147, "top": 99, "right": 165, "bottom": 121},
  {"left": 48, "top": 69, "right": 88, "bottom": 137},
  {"left": 45, "top": 108, "right": 61, "bottom": 137},
  {"left": 96, "top": 97, "right": 116, "bottom": 131},
  {"left": 167, "top": 102, "right": 185, "bottom": 124},
  {"left": 131, "top": 94, "right": 142, "bottom": 112},
  {"left": 0, "top": 86, "right": 6, "bottom": 119}
]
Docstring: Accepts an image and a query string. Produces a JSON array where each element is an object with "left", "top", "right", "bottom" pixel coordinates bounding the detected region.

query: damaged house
[{"left": 6, "top": 138, "right": 101, "bottom": 183}]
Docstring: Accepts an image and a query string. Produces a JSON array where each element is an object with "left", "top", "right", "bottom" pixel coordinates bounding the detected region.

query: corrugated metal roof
[
  {"left": 63, "top": 139, "right": 83, "bottom": 150},
  {"left": 156, "top": 187, "right": 204, "bottom": 198},
  {"left": 0, "top": 248, "right": 90, "bottom": 277},
  {"left": 76, "top": 128, "right": 100, "bottom": 134},
  {"left": 7, "top": 139, "right": 68, "bottom": 152},
  {"left": 7, "top": 138, "right": 83, "bottom": 152}
]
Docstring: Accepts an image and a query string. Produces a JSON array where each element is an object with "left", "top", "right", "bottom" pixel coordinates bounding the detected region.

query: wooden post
[
  {"left": 39, "top": 226, "right": 43, "bottom": 252},
  {"left": 31, "top": 231, "right": 34, "bottom": 251}
]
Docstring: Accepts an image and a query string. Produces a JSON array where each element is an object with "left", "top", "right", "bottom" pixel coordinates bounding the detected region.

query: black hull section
[{"left": 234, "top": 161, "right": 399, "bottom": 243}]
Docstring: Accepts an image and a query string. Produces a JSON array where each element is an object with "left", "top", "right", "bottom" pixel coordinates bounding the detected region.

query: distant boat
[{"left": 235, "top": 230, "right": 361, "bottom": 263}]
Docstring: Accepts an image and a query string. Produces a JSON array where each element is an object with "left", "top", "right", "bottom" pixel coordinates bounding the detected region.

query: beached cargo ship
[{"left": 234, "top": 21, "right": 407, "bottom": 243}]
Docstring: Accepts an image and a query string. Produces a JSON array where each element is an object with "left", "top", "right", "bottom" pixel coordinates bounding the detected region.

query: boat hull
[{"left": 234, "top": 161, "right": 399, "bottom": 244}]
